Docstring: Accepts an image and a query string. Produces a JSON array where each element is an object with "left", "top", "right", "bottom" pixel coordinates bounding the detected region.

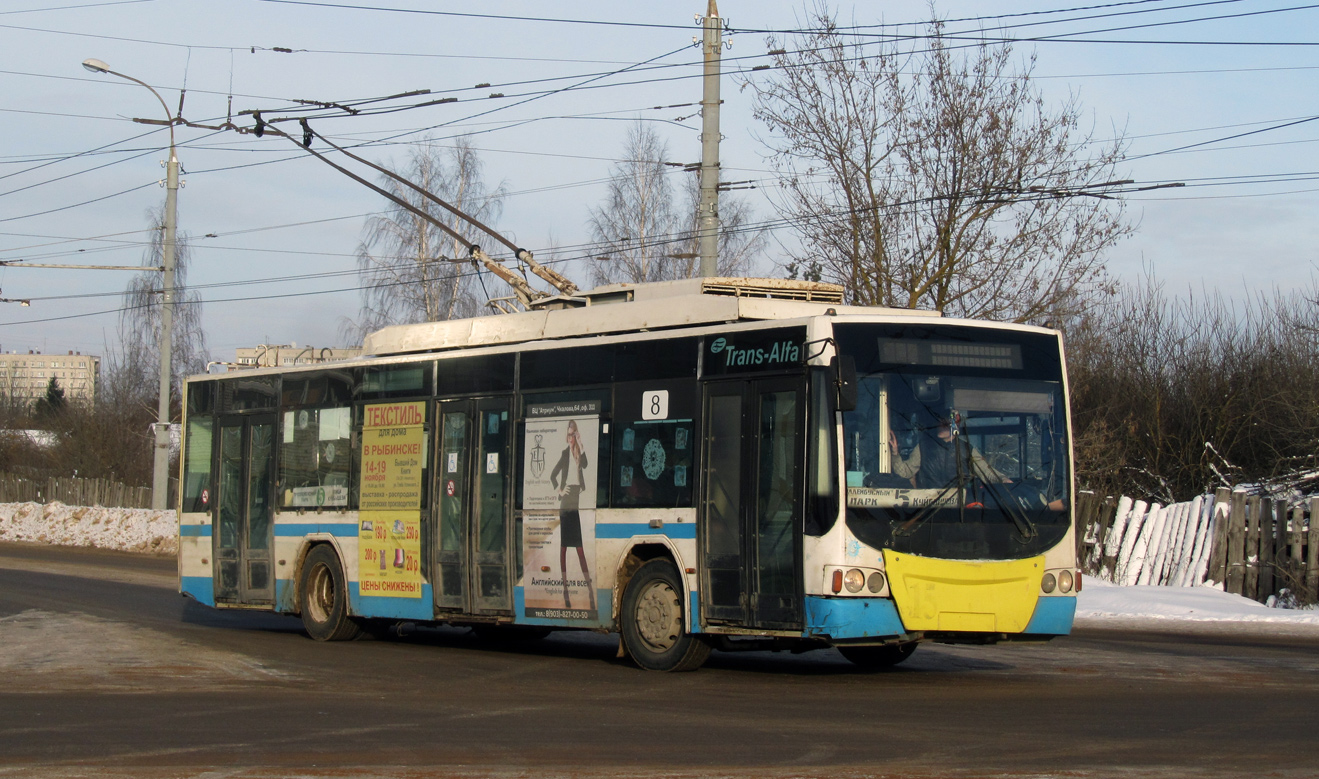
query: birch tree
[
  {"left": 346, "top": 137, "right": 506, "bottom": 340},
  {"left": 106, "top": 204, "right": 208, "bottom": 411},
  {"left": 588, "top": 122, "right": 765, "bottom": 286}
]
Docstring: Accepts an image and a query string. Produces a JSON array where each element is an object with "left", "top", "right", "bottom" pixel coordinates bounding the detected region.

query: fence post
[
  {"left": 1226, "top": 491, "right": 1247, "bottom": 595},
  {"left": 1307, "top": 497, "right": 1319, "bottom": 604},
  {"left": 1287, "top": 505, "right": 1304, "bottom": 598},
  {"left": 1172, "top": 496, "right": 1202, "bottom": 587},
  {"left": 1258, "top": 497, "right": 1274, "bottom": 601},
  {"left": 1207, "top": 488, "right": 1231, "bottom": 585},
  {"left": 1089, "top": 495, "right": 1115, "bottom": 574},
  {"left": 1103, "top": 496, "right": 1133, "bottom": 581}
]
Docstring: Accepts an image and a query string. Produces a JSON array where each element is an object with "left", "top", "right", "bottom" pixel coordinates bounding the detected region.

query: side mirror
[{"left": 831, "top": 355, "right": 857, "bottom": 412}]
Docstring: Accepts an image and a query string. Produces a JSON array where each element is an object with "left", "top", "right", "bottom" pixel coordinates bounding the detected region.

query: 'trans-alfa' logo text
[{"left": 711, "top": 337, "right": 801, "bottom": 367}]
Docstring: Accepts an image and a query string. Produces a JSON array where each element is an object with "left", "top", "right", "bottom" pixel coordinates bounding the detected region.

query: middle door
[{"left": 434, "top": 397, "right": 514, "bottom": 615}]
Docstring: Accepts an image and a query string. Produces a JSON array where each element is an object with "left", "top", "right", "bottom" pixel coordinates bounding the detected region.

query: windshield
[{"left": 837, "top": 325, "right": 1070, "bottom": 560}]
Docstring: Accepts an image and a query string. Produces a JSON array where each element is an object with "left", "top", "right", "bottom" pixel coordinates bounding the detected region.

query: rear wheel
[
  {"left": 299, "top": 545, "right": 362, "bottom": 641},
  {"left": 620, "top": 559, "right": 710, "bottom": 672},
  {"left": 838, "top": 642, "right": 917, "bottom": 669}
]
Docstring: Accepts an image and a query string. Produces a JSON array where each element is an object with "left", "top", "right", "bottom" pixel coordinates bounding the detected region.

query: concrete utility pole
[
  {"left": 698, "top": 0, "right": 723, "bottom": 278},
  {"left": 82, "top": 58, "right": 178, "bottom": 511}
]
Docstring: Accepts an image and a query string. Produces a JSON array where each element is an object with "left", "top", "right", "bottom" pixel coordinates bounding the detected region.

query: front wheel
[
  {"left": 838, "top": 642, "right": 917, "bottom": 669},
  {"left": 299, "top": 545, "right": 362, "bottom": 641},
  {"left": 620, "top": 559, "right": 711, "bottom": 672}
]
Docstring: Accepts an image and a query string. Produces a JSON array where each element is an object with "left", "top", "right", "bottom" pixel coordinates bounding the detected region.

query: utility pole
[
  {"left": 82, "top": 58, "right": 178, "bottom": 511},
  {"left": 155, "top": 142, "right": 179, "bottom": 512},
  {"left": 698, "top": 0, "right": 723, "bottom": 278}
]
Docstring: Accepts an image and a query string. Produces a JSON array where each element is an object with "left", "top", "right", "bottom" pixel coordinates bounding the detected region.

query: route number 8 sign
[{"left": 641, "top": 389, "right": 669, "bottom": 421}]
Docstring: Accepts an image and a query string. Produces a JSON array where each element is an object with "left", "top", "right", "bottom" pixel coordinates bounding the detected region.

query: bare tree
[
  {"left": 108, "top": 204, "right": 208, "bottom": 411},
  {"left": 344, "top": 137, "right": 506, "bottom": 341},
  {"left": 671, "top": 170, "right": 766, "bottom": 279},
  {"left": 1069, "top": 275, "right": 1319, "bottom": 502},
  {"left": 746, "top": 3, "right": 1130, "bottom": 322},
  {"left": 587, "top": 123, "right": 679, "bottom": 287},
  {"left": 588, "top": 121, "right": 766, "bottom": 285}
]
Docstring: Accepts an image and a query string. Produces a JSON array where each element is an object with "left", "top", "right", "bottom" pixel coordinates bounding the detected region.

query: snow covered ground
[
  {"left": 1076, "top": 576, "right": 1319, "bottom": 631},
  {"left": 0, "top": 502, "right": 176, "bottom": 556},
  {"left": 0, "top": 502, "right": 1315, "bottom": 631}
]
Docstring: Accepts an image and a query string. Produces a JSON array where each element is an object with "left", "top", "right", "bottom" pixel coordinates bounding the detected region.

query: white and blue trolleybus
[{"left": 178, "top": 277, "right": 1078, "bottom": 671}]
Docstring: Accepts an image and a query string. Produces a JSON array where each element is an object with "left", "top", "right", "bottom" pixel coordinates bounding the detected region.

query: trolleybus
[{"left": 178, "top": 277, "right": 1078, "bottom": 671}]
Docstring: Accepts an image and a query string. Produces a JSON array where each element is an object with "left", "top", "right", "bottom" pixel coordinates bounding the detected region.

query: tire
[
  {"left": 838, "top": 642, "right": 917, "bottom": 669},
  {"left": 620, "top": 559, "right": 711, "bottom": 672},
  {"left": 299, "top": 545, "right": 362, "bottom": 641}
]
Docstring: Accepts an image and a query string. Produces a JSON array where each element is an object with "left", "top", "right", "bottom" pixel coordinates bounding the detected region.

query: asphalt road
[{"left": 2, "top": 541, "right": 1318, "bottom": 779}]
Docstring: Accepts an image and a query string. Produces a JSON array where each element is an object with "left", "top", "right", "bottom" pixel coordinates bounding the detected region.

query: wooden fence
[
  {"left": 1078, "top": 487, "right": 1319, "bottom": 605},
  {"left": 0, "top": 472, "right": 153, "bottom": 509}
]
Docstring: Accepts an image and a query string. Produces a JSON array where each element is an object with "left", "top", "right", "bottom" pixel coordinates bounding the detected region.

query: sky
[{"left": 0, "top": 0, "right": 1316, "bottom": 364}]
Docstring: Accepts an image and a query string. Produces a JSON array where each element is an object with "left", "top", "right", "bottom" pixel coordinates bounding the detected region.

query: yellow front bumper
[{"left": 883, "top": 551, "right": 1044, "bottom": 633}]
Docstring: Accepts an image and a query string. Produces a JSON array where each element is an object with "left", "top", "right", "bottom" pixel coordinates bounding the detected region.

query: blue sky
[{"left": 0, "top": 0, "right": 1315, "bottom": 361}]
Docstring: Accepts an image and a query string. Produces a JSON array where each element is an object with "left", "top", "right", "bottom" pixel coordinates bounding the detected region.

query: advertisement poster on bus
[
  {"left": 521, "top": 400, "right": 599, "bottom": 620},
  {"left": 358, "top": 401, "right": 425, "bottom": 598}
]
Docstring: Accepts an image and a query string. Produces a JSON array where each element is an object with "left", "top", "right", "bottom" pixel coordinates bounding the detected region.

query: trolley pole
[
  {"left": 698, "top": 0, "right": 723, "bottom": 278},
  {"left": 82, "top": 58, "right": 178, "bottom": 511}
]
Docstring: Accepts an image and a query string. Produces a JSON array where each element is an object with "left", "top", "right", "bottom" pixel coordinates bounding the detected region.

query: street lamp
[{"left": 83, "top": 58, "right": 178, "bottom": 512}]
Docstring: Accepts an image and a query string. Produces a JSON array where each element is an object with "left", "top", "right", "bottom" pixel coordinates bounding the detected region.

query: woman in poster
[{"left": 550, "top": 419, "right": 595, "bottom": 611}]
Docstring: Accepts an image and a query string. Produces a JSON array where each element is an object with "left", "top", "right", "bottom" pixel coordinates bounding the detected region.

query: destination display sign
[{"left": 848, "top": 487, "right": 962, "bottom": 509}]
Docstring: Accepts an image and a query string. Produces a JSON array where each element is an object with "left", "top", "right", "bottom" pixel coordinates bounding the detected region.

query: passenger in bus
[
  {"left": 551, "top": 420, "right": 596, "bottom": 611},
  {"left": 887, "top": 419, "right": 1010, "bottom": 489}
]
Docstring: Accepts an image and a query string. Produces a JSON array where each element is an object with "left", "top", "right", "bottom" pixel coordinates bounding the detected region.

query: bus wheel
[
  {"left": 620, "top": 559, "right": 710, "bottom": 672},
  {"left": 299, "top": 545, "right": 362, "bottom": 641},
  {"left": 838, "top": 642, "right": 917, "bottom": 669}
]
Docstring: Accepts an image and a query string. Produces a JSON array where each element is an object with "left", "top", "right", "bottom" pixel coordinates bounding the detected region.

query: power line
[
  {"left": 0, "top": 0, "right": 155, "bottom": 15},
  {"left": 0, "top": 180, "right": 156, "bottom": 224}
]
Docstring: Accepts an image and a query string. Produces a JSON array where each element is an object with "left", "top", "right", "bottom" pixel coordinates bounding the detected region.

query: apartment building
[{"left": 0, "top": 350, "right": 100, "bottom": 404}]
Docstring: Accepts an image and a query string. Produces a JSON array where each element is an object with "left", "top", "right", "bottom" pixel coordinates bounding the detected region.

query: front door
[
  {"left": 701, "top": 378, "right": 805, "bottom": 630},
  {"left": 433, "top": 398, "right": 514, "bottom": 615},
  {"left": 214, "top": 414, "right": 276, "bottom": 604}
]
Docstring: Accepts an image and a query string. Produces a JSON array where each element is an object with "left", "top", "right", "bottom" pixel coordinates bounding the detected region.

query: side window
[
  {"left": 611, "top": 381, "right": 696, "bottom": 509},
  {"left": 182, "top": 415, "right": 213, "bottom": 514},
  {"left": 279, "top": 406, "right": 352, "bottom": 508}
]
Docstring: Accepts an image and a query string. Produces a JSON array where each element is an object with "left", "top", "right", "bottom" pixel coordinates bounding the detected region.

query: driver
[{"left": 887, "top": 419, "right": 1009, "bottom": 490}]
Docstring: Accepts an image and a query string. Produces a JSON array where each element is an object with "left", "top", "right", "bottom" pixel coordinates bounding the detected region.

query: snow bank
[
  {"left": 0, "top": 502, "right": 176, "bottom": 556},
  {"left": 1077, "top": 577, "right": 1319, "bottom": 626}
]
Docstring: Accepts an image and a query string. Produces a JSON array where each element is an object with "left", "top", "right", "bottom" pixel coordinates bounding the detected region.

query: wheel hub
[{"left": 635, "top": 581, "right": 680, "bottom": 651}]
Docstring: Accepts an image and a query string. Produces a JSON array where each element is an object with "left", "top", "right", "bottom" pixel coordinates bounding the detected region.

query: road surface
[{"left": 1, "top": 541, "right": 1317, "bottom": 779}]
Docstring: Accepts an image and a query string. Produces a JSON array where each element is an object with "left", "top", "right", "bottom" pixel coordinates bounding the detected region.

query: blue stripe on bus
[
  {"left": 594, "top": 522, "right": 696, "bottom": 540},
  {"left": 803, "top": 595, "right": 908, "bottom": 640},
  {"left": 179, "top": 525, "right": 211, "bottom": 537},
  {"left": 275, "top": 523, "right": 358, "bottom": 537},
  {"left": 1023, "top": 595, "right": 1076, "bottom": 635},
  {"left": 181, "top": 575, "right": 215, "bottom": 606}
]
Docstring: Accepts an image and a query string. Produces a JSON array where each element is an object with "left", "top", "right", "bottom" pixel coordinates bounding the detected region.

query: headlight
[
  {"left": 867, "top": 571, "right": 886, "bottom": 593},
  {"left": 844, "top": 568, "right": 865, "bottom": 593},
  {"left": 1041, "top": 573, "right": 1057, "bottom": 594},
  {"left": 1059, "top": 570, "right": 1074, "bottom": 593}
]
